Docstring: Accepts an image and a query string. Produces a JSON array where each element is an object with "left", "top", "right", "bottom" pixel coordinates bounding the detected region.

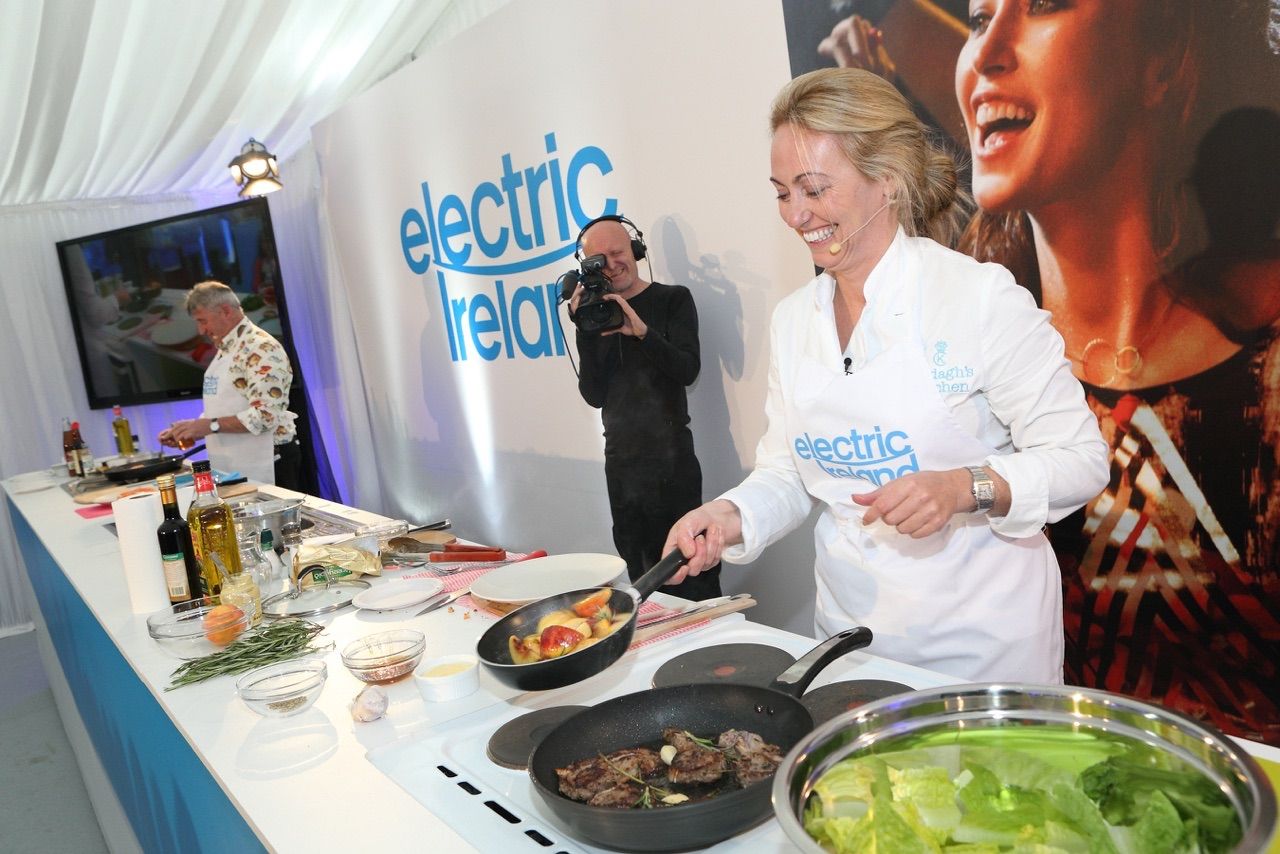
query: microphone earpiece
[
  {"left": 557, "top": 270, "right": 580, "bottom": 304},
  {"left": 825, "top": 201, "right": 892, "bottom": 258}
]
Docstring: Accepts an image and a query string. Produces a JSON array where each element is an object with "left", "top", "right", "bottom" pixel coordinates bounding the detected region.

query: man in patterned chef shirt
[{"left": 160, "top": 281, "right": 300, "bottom": 488}]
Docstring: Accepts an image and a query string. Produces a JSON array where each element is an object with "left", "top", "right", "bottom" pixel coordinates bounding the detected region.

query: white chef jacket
[{"left": 720, "top": 229, "right": 1108, "bottom": 681}]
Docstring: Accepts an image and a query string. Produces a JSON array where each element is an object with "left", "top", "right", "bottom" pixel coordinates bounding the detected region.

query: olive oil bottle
[
  {"left": 111, "top": 404, "right": 136, "bottom": 456},
  {"left": 186, "top": 460, "right": 242, "bottom": 597}
]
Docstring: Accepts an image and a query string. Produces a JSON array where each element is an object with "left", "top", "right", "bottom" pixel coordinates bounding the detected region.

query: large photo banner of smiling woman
[{"left": 782, "top": 0, "right": 1280, "bottom": 744}]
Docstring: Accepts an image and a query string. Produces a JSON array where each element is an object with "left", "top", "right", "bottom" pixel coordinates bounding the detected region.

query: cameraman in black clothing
[{"left": 569, "top": 215, "right": 722, "bottom": 600}]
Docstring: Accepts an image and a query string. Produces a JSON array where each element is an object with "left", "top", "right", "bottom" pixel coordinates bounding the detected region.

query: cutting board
[
  {"left": 72, "top": 479, "right": 257, "bottom": 505},
  {"left": 631, "top": 595, "right": 757, "bottom": 644}
]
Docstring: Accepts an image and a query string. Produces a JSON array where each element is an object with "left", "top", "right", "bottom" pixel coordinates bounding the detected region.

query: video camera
[{"left": 558, "top": 253, "right": 623, "bottom": 334}]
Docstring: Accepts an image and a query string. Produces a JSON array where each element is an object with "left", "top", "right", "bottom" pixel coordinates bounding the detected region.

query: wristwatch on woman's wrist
[
  {"left": 209, "top": 417, "right": 221, "bottom": 434},
  {"left": 967, "top": 466, "right": 994, "bottom": 514}
]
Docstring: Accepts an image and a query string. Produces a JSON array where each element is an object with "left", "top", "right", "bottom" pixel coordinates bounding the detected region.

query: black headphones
[{"left": 574, "top": 214, "right": 647, "bottom": 263}]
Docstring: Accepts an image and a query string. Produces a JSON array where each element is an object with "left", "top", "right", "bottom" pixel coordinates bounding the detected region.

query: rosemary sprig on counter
[{"left": 166, "top": 619, "right": 327, "bottom": 690}]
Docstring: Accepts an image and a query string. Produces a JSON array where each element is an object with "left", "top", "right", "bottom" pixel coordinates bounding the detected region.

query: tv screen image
[{"left": 57, "top": 198, "right": 291, "bottom": 409}]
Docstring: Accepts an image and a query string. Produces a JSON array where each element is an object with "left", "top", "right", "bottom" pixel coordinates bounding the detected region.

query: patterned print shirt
[
  {"left": 217, "top": 318, "right": 297, "bottom": 443},
  {"left": 1052, "top": 335, "right": 1280, "bottom": 745}
]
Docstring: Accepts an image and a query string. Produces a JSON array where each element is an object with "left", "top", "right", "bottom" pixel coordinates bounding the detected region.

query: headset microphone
[{"left": 828, "top": 201, "right": 892, "bottom": 256}]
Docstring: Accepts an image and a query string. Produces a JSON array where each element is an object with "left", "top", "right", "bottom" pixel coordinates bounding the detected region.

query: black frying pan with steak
[{"left": 526, "top": 627, "right": 874, "bottom": 852}]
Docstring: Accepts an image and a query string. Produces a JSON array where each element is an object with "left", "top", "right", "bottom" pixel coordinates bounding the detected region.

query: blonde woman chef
[{"left": 665, "top": 69, "right": 1108, "bottom": 682}]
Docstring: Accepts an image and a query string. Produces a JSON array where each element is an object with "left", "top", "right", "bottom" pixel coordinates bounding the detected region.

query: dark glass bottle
[
  {"left": 156, "top": 474, "right": 202, "bottom": 603},
  {"left": 61, "top": 417, "right": 76, "bottom": 472},
  {"left": 69, "top": 421, "right": 92, "bottom": 477}
]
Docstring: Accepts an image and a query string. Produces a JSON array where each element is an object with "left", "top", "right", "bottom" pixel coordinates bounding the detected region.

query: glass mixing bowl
[
  {"left": 147, "top": 600, "right": 253, "bottom": 659},
  {"left": 340, "top": 629, "right": 425, "bottom": 684},
  {"left": 237, "top": 659, "right": 327, "bottom": 718}
]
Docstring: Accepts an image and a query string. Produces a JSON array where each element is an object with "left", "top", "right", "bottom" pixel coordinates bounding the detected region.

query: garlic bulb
[{"left": 350, "top": 684, "right": 388, "bottom": 722}]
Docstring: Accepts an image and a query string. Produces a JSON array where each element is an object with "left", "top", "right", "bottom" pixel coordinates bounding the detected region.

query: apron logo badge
[{"left": 794, "top": 426, "right": 920, "bottom": 485}]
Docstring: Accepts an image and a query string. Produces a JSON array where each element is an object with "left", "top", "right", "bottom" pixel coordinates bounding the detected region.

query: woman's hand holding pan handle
[{"left": 663, "top": 499, "right": 741, "bottom": 585}]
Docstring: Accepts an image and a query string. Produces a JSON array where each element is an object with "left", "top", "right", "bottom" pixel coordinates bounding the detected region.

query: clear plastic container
[{"left": 355, "top": 520, "right": 411, "bottom": 551}]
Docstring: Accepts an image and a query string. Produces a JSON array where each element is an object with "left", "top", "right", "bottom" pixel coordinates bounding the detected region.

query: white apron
[
  {"left": 203, "top": 349, "right": 276, "bottom": 485},
  {"left": 787, "top": 272, "right": 1063, "bottom": 683}
]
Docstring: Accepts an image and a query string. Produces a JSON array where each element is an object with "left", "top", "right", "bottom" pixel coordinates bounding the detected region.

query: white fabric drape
[
  {"left": 264, "top": 141, "right": 383, "bottom": 510},
  {"left": 0, "top": 0, "right": 481, "bottom": 206}
]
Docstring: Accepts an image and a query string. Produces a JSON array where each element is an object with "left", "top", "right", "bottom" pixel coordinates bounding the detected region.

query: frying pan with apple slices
[{"left": 476, "top": 549, "right": 687, "bottom": 691}]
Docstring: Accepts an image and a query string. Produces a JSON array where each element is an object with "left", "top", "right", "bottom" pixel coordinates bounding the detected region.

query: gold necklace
[{"left": 1064, "top": 296, "right": 1178, "bottom": 386}]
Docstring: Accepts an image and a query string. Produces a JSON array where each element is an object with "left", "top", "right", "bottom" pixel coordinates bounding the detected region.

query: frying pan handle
[
  {"left": 178, "top": 443, "right": 206, "bottom": 459},
  {"left": 629, "top": 548, "right": 689, "bottom": 601},
  {"left": 769, "top": 626, "right": 874, "bottom": 699}
]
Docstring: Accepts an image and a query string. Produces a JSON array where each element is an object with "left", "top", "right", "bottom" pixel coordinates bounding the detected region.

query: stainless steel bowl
[{"left": 771, "top": 683, "right": 1277, "bottom": 852}]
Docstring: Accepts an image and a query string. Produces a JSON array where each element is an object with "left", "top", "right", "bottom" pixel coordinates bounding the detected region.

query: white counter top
[
  {"left": 6, "top": 474, "right": 924, "bottom": 851},
  {"left": 7, "top": 473, "right": 486, "bottom": 850},
  {"left": 7, "top": 471, "right": 1277, "bottom": 853}
]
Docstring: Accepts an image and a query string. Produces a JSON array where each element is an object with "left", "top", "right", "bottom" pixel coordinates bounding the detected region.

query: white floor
[{"left": 0, "top": 628, "right": 108, "bottom": 853}]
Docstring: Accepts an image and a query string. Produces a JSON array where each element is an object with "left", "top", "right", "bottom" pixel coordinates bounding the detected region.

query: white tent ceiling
[{"left": 0, "top": 0, "right": 508, "bottom": 206}]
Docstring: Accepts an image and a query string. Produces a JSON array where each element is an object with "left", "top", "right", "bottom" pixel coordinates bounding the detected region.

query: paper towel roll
[
  {"left": 112, "top": 491, "right": 170, "bottom": 614},
  {"left": 176, "top": 484, "right": 195, "bottom": 517}
]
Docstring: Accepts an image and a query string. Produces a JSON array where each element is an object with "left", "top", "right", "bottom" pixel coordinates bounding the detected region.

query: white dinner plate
[
  {"left": 468, "top": 553, "right": 626, "bottom": 605},
  {"left": 351, "top": 578, "right": 444, "bottom": 612},
  {"left": 10, "top": 470, "right": 59, "bottom": 493}
]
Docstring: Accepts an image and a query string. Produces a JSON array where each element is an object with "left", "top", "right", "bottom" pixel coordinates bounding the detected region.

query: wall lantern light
[{"left": 228, "top": 138, "right": 282, "bottom": 197}]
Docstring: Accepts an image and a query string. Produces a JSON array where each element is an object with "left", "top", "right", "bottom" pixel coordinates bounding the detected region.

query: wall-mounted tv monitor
[{"left": 57, "top": 197, "right": 293, "bottom": 409}]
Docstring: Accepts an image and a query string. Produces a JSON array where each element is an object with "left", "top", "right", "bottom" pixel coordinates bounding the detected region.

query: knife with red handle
[
  {"left": 442, "top": 542, "right": 504, "bottom": 553},
  {"left": 428, "top": 548, "right": 506, "bottom": 562}
]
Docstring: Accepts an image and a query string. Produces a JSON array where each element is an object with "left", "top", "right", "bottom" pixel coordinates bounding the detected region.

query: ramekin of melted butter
[{"left": 415, "top": 654, "right": 479, "bottom": 702}]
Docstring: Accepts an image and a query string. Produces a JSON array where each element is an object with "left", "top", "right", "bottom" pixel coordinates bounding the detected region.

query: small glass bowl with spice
[
  {"left": 341, "top": 629, "right": 425, "bottom": 684},
  {"left": 237, "top": 659, "right": 328, "bottom": 718}
]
